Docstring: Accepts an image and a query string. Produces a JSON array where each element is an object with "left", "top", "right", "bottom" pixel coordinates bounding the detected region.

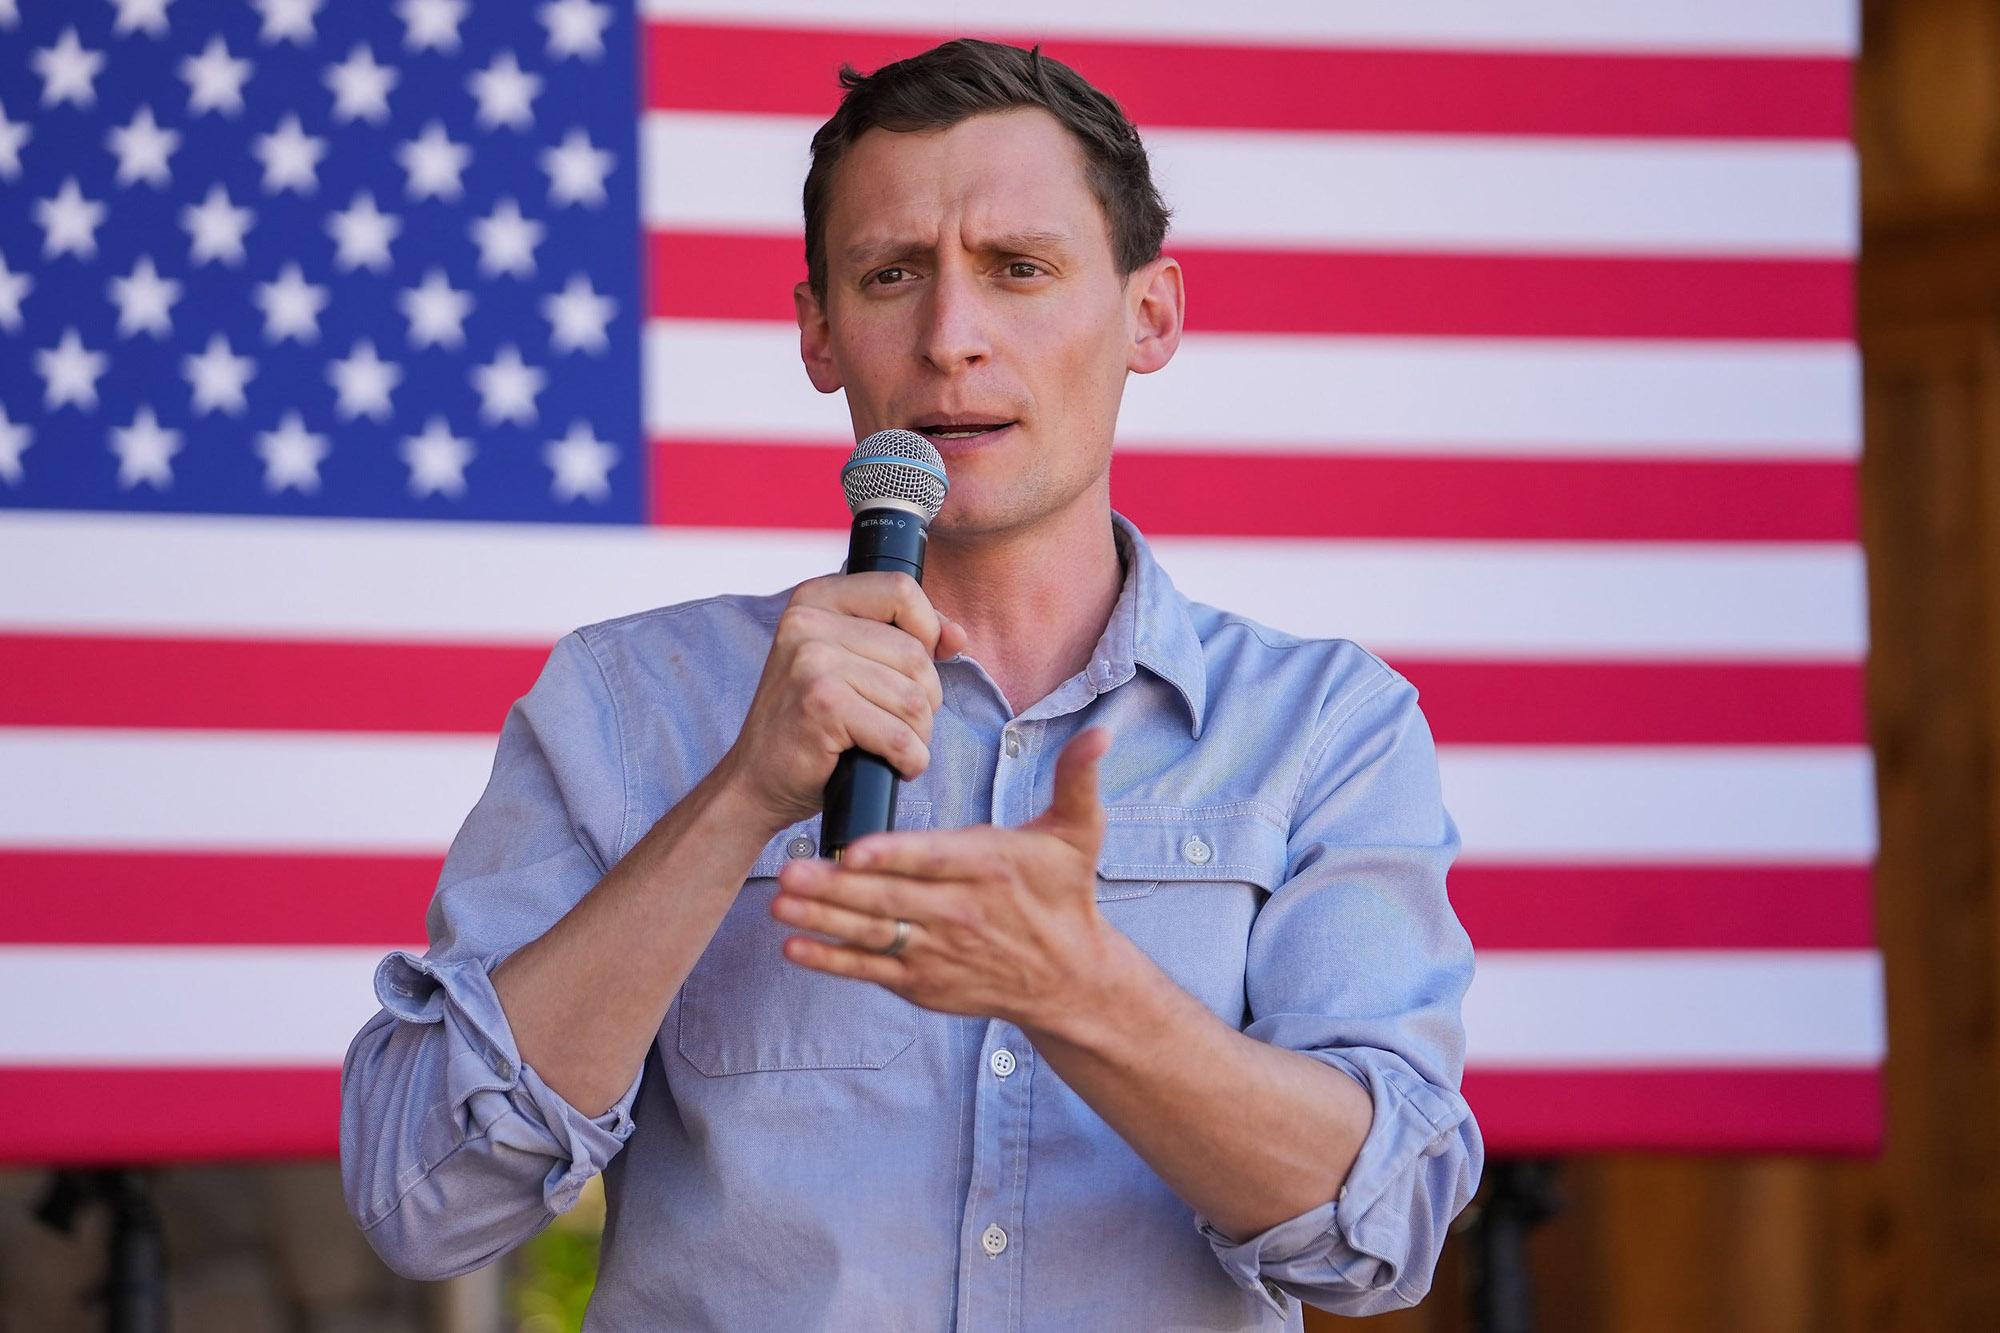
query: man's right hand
[{"left": 718, "top": 572, "right": 968, "bottom": 833}]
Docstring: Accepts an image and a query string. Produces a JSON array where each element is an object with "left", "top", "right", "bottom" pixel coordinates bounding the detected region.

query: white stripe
[
  {"left": 0, "top": 512, "right": 1867, "bottom": 658},
  {"left": 643, "top": 112, "right": 1857, "bottom": 256},
  {"left": 640, "top": 0, "right": 1858, "bottom": 56},
  {"left": 1464, "top": 950, "right": 1884, "bottom": 1066},
  {"left": 1442, "top": 746, "right": 1877, "bottom": 862},
  {"left": 0, "top": 511, "right": 843, "bottom": 644},
  {"left": 0, "top": 729, "right": 1874, "bottom": 859},
  {"left": 0, "top": 730, "right": 496, "bottom": 853},
  {"left": 0, "top": 947, "right": 393, "bottom": 1065},
  {"left": 0, "top": 945, "right": 1882, "bottom": 1066},
  {"left": 1151, "top": 537, "right": 1868, "bottom": 661},
  {"left": 644, "top": 320, "right": 1860, "bottom": 457}
]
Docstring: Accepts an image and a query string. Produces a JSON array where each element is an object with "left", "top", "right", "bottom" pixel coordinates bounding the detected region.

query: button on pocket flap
[
  {"left": 1096, "top": 804, "right": 1290, "bottom": 890},
  {"left": 746, "top": 800, "right": 935, "bottom": 877}
]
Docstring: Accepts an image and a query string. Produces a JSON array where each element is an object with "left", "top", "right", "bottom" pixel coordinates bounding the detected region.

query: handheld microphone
[{"left": 821, "top": 429, "right": 951, "bottom": 860}]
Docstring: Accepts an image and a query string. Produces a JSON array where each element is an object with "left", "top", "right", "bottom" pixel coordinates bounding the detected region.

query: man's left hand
[{"left": 771, "top": 727, "right": 1113, "bottom": 1029}]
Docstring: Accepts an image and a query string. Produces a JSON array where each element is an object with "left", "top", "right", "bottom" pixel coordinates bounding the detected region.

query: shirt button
[
  {"left": 989, "top": 1048, "right": 1016, "bottom": 1078},
  {"left": 1002, "top": 729, "right": 1022, "bottom": 758},
  {"left": 1182, "top": 835, "right": 1212, "bottom": 866},
  {"left": 785, "top": 835, "right": 815, "bottom": 859},
  {"left": 980, "top": 1223, "right": 1008, "bottom": 1257}
]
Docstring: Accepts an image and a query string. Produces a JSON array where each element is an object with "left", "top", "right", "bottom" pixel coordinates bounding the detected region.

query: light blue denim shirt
[{"left": 340, "top": 513, "right": 1482, "bottom": 1329}]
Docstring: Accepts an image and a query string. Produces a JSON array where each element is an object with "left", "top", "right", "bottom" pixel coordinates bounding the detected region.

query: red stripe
[
  {"left": 0, "top": 632, "right": 1864, "bottom": 745},
  {"left": 2, "top": 851, "right": 1867, "bottom": 951},
  {"left": 0, "top": 1065, "right": 1880, "bottom": 1163},
  {"left": 0, "top": 1068, "right": 341, "bottom": 1165},
  {"left": 1462, "top": 1066, "right": 1883, "bottom": 1154},
  {"left": 652, "top": 439, "right": 1859, "bottom": 544},
  {"left": 648, "top": 232, "right": 1855, "bottom": 341},
  {"left": 644, "top": 22, "right": 1850, "bottom": 140},
  {"left": 0, "top": 851, "right": 438, "bottom": 946},
  {"left": 1398, "top": 660, "right": 1867, "bottom": 745},
  {"left": 0, "top": 634, "right": 548, "bottom": 732},
  {"left": 1451, "top": 865, "right": 1874, "bottom": 950}
]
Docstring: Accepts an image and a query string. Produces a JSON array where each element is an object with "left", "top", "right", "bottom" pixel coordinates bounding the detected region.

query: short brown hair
[{"left": 802, "top": 39, "right": 1171, "bottom": 299}]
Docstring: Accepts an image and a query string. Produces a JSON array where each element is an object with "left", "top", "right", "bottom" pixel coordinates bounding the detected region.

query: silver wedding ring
[{"left": 879, "top": 917, "right": 912, "bottom": 957}]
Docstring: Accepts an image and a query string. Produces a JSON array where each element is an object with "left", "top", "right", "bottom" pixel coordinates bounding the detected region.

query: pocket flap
[
  {"left": 746, "top": 799, "right": 935, "bottom": 877},
  {"left": 1096, "top": 803, "right": 1289, "bottom": 889}
]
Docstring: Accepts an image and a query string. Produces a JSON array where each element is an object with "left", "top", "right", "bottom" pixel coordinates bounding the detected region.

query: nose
[{"left": 918, "top": 263, "right": 991, "bottom": 374}]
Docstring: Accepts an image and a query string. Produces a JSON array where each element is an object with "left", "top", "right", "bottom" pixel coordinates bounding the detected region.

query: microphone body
[{"left": 821, "top": 431, "right": 949, "bottom": 859}]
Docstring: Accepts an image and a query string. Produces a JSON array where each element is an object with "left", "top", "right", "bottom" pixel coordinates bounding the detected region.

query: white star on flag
[
  {"left": 471, "top": 198, "right": 543, "bottom": 277},
  {"left": 253, "top": 115, "right": 325, "bottom": 194},
  {"left": 110, "top": 405, "right": 182, "bottom": 490},
  {"left": 399, "top": 0, "right": 467, "bottom": 53},
  {"left": 540, "top": 0, "right": 612, "bottom": 61},
  {"left": 473, "top": 344, "right": 546, "bottom": 425},
  {"left": 257, "top": 411, "right": 329, "bottom": 493},
  {"left": 183, "top": 332, "right": 256, "bottom": 415},
  {"left": 182, "top": 183, "right": 255, "bottom": 266},
  {"left": 401, "top": 416, "right": 474, "bottom": 497},
  {"left": 400, "top": 269, "right": 472, "bottom": 348},
  {"left": 0, "top": 251, "right": 30, "bottom": 330},
  {"left": 399, "top": 122, "right": 471, "bottom": 202},
  {"left": 36, "top": 178, "right": 106, "bottom": 261},
  {"left": 109, "top": 255, "right": 181, "bottom": 339},
  {"left": 37, "top": 327, "right": 108, "bottom": 412},
  {"left": 0, "top": 405, "right": 32, "bottom": 485},
  {"left": 34, "top": 29, "right": 104, "bottom": 109},
  {"left": 112, "top": 0, "right": 173, "bottom": 38},
  {"left": 541, "top": 127, "right": 614, "bottom": 208},
  {"left": 252, "top": 0, "right": 320, "bottom": 46},
  {"left": 544, "top": 273, "right": 616, "bottom": 354},
  {"left": 181, "top": 36, "right": 253, "bottom": 116},
  {"left": 469, "top": 51, "right": 540, "bottom": 130},
  {"left": 0, "top": 101, "right": 29, "bottom": 179},
  {"left": 107, "top": 105, "right": 180, "bottom": 187},
  {"left": 328, "top": 191, "right": 400, "bottom": 272},
  {"left": 544, "top": 420, "right": 616, "bottom": 501},
  {"left": 329, "top": 339, "right": 402, "bottom": 420},
  {"left": 327, "top": 44, "right": 398, "bottom": 124},
  {"left": 254, "top": 262, "right": 327, "bottom": 343}
]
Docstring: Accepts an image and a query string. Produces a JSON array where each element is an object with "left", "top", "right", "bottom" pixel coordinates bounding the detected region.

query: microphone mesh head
[{"left": 840, "top": 429, "right": 949, "bottom": 521}]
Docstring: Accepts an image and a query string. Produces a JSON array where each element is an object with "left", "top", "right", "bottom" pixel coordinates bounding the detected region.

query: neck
[{"left": 922, "top": 491, "right": 1124, "bottom": 716}]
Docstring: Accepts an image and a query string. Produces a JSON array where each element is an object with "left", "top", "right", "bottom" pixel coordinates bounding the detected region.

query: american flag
[{"left": 0, "top": 0, "right": 1875, "bottom": 1164}]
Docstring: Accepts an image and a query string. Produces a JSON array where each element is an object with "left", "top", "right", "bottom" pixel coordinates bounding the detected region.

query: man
[{"left": 341, "top": 39, "right": 1480, "bottom": 1329}]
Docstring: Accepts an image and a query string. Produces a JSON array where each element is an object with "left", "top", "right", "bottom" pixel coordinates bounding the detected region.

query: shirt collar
[{"left": 1109, "top": 511, "right": 1207, "bottom": 738}]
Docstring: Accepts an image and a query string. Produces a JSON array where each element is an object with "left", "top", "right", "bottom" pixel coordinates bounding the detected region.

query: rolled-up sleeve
[
  {"left": 1200, "top": 660, "right": 1484, "bottom": 1316},
  {"left": 339, "top": 630, "right": 644, "bottom": 1280}
]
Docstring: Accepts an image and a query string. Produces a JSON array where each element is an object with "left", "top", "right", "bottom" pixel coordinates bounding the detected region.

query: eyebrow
[{"left": 840, "top": 230, "right": 1076, "bottom": 270}]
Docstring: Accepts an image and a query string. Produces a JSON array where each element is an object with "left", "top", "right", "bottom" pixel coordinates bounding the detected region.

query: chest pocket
[
  {"left": 1094, "top": 802, "right": 1291, "bottom": 901},
  {"left": 675, "top": 802, "right": 930, "bottom": 1077}
]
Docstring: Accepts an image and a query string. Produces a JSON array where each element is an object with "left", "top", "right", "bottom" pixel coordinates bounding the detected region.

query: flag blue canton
[{"left": 0, "top": 0, "right": 644, "bottom": 525}]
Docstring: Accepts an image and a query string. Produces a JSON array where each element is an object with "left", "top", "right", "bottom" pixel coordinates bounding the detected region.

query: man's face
[{"left": 796, "top": 108, "right": 1181, "bottom": 540}]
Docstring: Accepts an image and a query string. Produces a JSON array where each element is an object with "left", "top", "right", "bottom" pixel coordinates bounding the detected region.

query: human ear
[
  {"left": 794, "top": 280, "right": 845, "bottom": 394},
  {"left": 1126, "top": 256, "right": 1184, "bottom": 376}
]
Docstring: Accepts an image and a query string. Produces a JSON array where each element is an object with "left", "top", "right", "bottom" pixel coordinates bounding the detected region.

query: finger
[
  {"left": 776, "top": 857, "right": 936, "bottom": 918},
  {"left": 1026, "top": 727, "right": 1110, "bottom": 853},
  {"left": 935, "top": 614, "right": 970, "bottom": 661},
  {"left": 799, "top": 572, "right": 945, "bottom": 656},
  {"left": 769, "top": 890, "right": 906, "bottom": 952},
  {"left": 829, "top": 617, "right": 944, "bottom": 712},
  {"left": 837, "top": 695, "right": 932, "bottom": 780},
  {"left": 842, "top": 826, "right": 1010, "bottom": 880},
  {"left": 782, "top": 933, "right": 909, "bottom": 988},
  {"left": 842, "top": 656, "right": 937, "bottom": 745}
]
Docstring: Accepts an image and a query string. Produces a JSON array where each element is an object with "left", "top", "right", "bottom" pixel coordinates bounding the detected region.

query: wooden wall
[{"left": 1304, "top": 2, "right": 2000, "bottom": 1328}]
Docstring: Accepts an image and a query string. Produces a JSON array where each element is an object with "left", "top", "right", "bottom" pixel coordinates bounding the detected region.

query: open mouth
[{"left": 911, "top": 420, "right": 1016, "bottom": 444}]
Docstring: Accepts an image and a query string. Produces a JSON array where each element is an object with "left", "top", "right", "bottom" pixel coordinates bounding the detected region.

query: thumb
[{"left": 1028, "top": 727, "right": 1110, "bottom": 854}]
